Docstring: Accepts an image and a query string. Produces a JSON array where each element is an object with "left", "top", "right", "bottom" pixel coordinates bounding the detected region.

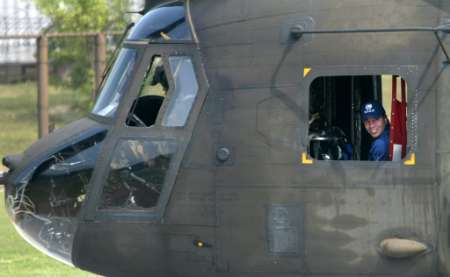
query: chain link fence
[
  {"left": 0, "top": 32, "right": 121, "bottom": 162},
  {"left": 0, "top": 32, "right": 120, "bottom": 131}
]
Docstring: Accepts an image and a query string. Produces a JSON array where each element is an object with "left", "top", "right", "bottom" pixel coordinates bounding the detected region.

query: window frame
[
  {"left": 124, "top": 53, "right": 200, "bottom": 129},
  {"left": 81, "top": 42, "right": 208, "bottom": 222},
  {"left": 97, "top": 137, "right": 180, "bottom": 214},
  {"left": 301, "top": 66, "right": 418, "bottom": 166}
]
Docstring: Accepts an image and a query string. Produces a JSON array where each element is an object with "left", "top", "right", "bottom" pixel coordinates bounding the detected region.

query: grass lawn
[
  {"left": 0, "top": 82, "right": 94, "bottom": 276},
  {"left": 0, "top": 82, "right": 91, "bottom": 168}
]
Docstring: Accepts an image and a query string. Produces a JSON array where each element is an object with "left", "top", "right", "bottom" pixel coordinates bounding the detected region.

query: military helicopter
[{"left": 1, "top": 0, "right": 450, "bottom": 276}]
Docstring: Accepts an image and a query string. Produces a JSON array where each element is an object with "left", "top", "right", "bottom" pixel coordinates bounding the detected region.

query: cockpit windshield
[
  {"left": 92, "top": 1, "right": 191, "bottom": 119},
  {"left": 92, "top": 48, "right": 137, "bottom": 118},
  {"left": 127, "top": 1, "right": 192, "bottom": 41}
]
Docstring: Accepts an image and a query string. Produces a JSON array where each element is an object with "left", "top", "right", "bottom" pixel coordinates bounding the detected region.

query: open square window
[{"left": 308, "top": 75, "right": 408, "bottom": 161}]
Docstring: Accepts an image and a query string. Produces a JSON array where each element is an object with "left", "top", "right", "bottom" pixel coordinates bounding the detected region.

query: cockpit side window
[
  {"left": 126, "top": 56, "right": 167, "bottom": 127},
  {"left": 162, "top": 56, "right": 198, "bottom": 127},
  {"left": 99, "top": 139, "right": 177, "bottom": 210},
  {"left": 308, "top": 75, "right": 408, "bottom": 162},
  {"left": 92, "top": 48, "right": 138, "bottom": 118},
  {"left": 126, "top": 55, "right": 198, "bottom": 128}
]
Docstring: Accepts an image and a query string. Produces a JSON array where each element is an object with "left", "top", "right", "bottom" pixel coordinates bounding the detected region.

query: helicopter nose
[
  {"left": 1, "top": 153, "right": 23, "bottom": 187},
  {"left": 1, "top": 118, "right": 108, "bottom": 266},
  {"left": 3, "top": 153, "right": 23, "bottom": 171},
  {"left": 0, "top": 154, "right": 21, "bottom": 187}
]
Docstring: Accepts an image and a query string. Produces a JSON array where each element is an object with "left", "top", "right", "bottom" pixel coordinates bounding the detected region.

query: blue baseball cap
[{"left": 361, "top": 101, "right": 386, "bottom": 121}]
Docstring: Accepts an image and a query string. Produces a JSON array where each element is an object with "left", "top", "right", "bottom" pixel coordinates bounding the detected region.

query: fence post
[
  {"left": 37, "top": 35, "right": 49, "bottom": 138},
  {"left": 94, "top": 32, "right": 106, "bottom": 100}
]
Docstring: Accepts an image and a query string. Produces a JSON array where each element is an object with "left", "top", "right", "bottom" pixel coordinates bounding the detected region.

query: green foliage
[
  {"left": 33, "top": 0, "right": 131, "bottom": 110},
  {"left": 0, "top": 82, "right": 88, "bottom": 165},
  {"left": 34, "top": 0, "right": 130, "bottom": 32}
]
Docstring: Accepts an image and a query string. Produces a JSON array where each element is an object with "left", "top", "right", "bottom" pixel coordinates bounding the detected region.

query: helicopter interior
[
  {"left": 127, "top": 56, "right": 167, "bottom": 127},
  {"left": 126, "top": 54, "right": 198, "bottom": 129},
  {"left": 308, "top": 75, "right": 408, "bottom": 161}
]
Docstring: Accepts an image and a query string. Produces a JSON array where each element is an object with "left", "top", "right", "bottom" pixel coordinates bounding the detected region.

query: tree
[
  {"left": 33, "top": 0, "right": 132, "bottom": 109},
  {"left": 34, "top": 0, "right": 130, "bottom": 32}
]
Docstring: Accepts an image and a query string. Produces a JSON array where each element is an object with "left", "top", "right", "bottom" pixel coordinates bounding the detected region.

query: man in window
[{"left": 361, "top": 101, "right": 390, "bottom": 161}]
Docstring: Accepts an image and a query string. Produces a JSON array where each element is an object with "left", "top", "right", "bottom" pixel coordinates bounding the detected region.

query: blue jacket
[{"left": 368, "top": 125, "right": 390, "bottom": 161}]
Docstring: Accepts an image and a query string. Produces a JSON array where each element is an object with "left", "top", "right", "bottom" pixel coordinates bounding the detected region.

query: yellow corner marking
[
  {"left": 302, "top": 152, "right": 314, "bottom": 165},
  {"left": 303, "top": 67, "right": 312, "bottom": 77},
  {"left": 404, "top": 153, "right": 416, "bottom": 166}
]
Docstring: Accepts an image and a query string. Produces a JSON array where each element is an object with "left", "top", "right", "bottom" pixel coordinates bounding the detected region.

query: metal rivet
[
  {"left": 290, "top": 24, "right": 304, "bottom": 40},
  {"left": 216, "top": 147, "right": 230, "bottom": 162}
]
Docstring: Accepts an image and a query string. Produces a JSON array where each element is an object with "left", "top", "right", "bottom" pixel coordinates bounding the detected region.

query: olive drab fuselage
[{"left": 2, "top": 1, "right": 450, "bottom": 276}]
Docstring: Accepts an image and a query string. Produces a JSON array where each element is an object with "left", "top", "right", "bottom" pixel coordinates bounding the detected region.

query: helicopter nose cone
[
  {"left": 1, "top": 153, "right": 23, "bottom": 186},
  {"left": 3, "top": 153, "right": 23, "bottom": 171},
  {"left": 3, "top": 118, "right": 108, "bottom": 265}
]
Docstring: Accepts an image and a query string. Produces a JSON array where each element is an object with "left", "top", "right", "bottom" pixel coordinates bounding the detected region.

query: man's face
[{"left": 364, "top": 117, "right": 386, "bottom": 138}]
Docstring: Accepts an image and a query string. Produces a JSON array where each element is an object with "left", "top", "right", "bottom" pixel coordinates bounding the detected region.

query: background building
[
  {"left": 0, "top": 0, "right": 49, "bottom": 81},
  {"left": 0, "top": 0, "right": 144, "bottom": 82},
  {"left": 0, "top": 0, "right": 49, "bottom": 62}
]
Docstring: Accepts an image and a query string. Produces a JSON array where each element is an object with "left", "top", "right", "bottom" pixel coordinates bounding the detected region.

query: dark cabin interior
[{"left": 309, "top": 76, "right": 382, "bottom": 160}]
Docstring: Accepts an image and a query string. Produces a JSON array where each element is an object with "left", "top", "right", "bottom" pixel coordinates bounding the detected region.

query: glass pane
[
  {"left": 92, "top": 48, "right": 137, "bottom": 118},
  {"left": 162, "top": 56, "right": 198, "bottom": 127},
  {"left": 100, "top": 140, "right": 177, "bottom": 209},
  {"left": 127, "top": 1, "right": 192, "bottom": 41},
  {"left": 5, "top": 130, "right": 107, "bottom": 264},
  {"left": 126, "top": 56, "right": 168, "bottom": 127}
]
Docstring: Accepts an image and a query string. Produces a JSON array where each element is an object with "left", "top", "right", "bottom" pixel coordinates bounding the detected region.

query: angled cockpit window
[
  {"left": 308, "top": 75, "right": 408, "bottom": 162},
  {"left": 127, "top": 1, "right": 192, "bottom": 41},
  {"left": 99, "top": 140, "right": 177, "bottom": 210},
  {"left": 92, "top": 48, "right": 138, "bottom": 118},
  {"left": 126, "top": 56, "right": 167, "bottom": 127},
  {"left": 162, "top": 56, "right": 198, "bottom": 127},
  {"left": 126, "top": 55, "right": 198, "bottom": 128}
]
